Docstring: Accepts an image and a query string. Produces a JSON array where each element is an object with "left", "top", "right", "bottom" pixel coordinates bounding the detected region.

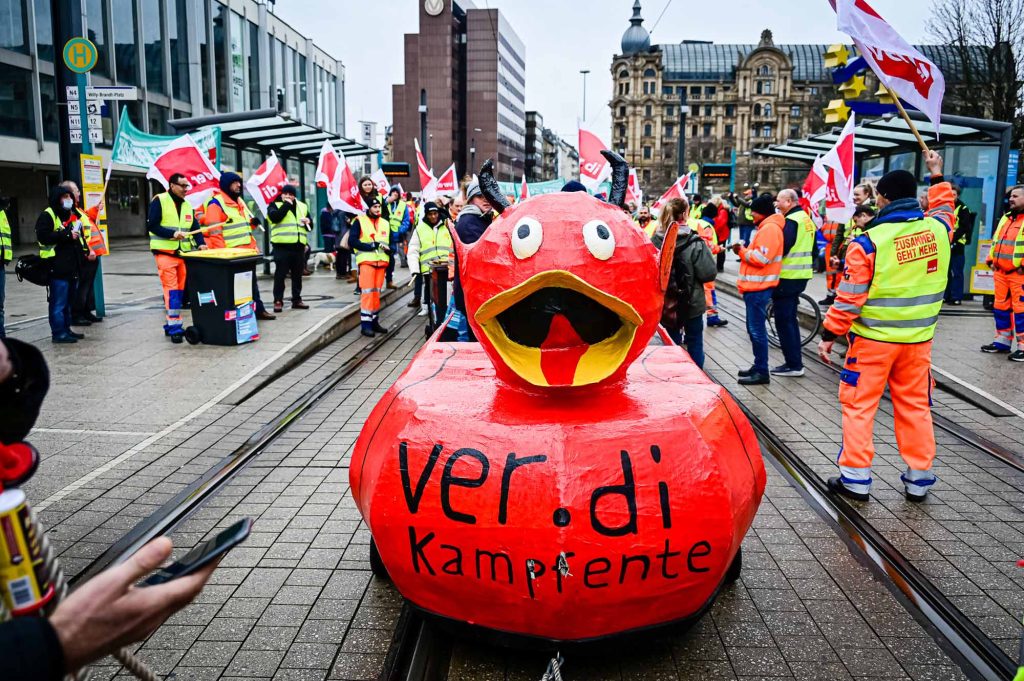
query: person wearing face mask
[
  {"left": 36, "top": 186, "right": 86, "bottom": 343},
  {"left": 202, "top": 172, "right": 275, "bottom": 320},
  {"left": 59, "top": 181, "right": 104, "bottom": 327}
]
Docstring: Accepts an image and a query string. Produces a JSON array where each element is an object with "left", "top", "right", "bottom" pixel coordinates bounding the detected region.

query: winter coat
[{"left": 653, "top": 229, "right": 717, "bottom": 328}]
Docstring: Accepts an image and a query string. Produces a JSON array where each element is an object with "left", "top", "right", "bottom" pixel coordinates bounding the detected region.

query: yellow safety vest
[
  {"left": 953, "top": 205, "right": 967, "bottom": 246},
  {"left": 992, "top": 213, "right": 1024, "bottom": 270},
  {"left": 388, "top": 199, "right": 407, "bottom": 235},
  {"left": 205, "top": 192, "right": 254, "bottom": 248},
  {"left": 780, "top": 209, "right": 815, "bottom": 280},
  {"left": 270, "top": 200, "right": 310, "bottom": 245},
  {"left": 415, "top": 221, "right": 453, "bottom": 273},
  {"left": 150, "top": 192, "right": 196, "bottom": 253},
  {"left": 39, "top": 208, "right": 79, "bottom": 259},
  {"left": 850, "top": 217, "right": 950, "bottom": 343},
  {"left": 354, "top": 215, "right": 390, "bottom": 265},
  {"left": 0, "top": 209, "right": 10, "bottom": 263}
]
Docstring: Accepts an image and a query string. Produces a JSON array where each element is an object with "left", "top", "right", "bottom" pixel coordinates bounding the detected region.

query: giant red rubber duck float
[{"left": 350, "top": 152, "right": 765, "bottom": 643}]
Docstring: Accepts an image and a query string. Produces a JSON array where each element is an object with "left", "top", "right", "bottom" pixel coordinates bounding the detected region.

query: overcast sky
[{"left": 273, "top": 0, "right": 937, "bottom": 148}]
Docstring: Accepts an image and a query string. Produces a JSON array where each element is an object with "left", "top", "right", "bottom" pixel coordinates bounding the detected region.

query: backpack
[{"left": 15, "top": 254, "right": 51, "bottom": 287}]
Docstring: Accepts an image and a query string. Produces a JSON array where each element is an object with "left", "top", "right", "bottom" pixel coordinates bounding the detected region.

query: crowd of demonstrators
[
  {"left": 652, "top": 197, "right": 717, "bottom": 367},
  {"left": 441, "top": 180, "right": 493, "bottom": 342},
  {"left": 267, "top": 184, "right": 313, "bottom": 312},
  {"left": 0, "top": 336, "right": 220, "bottom": 680}
]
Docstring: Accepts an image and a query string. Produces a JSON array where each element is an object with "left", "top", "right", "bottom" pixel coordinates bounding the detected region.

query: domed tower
[{"left": 620, "top": 0, "right": 650, "bottom": 55}]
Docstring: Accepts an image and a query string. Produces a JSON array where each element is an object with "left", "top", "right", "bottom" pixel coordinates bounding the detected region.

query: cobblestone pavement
[{"left": 711, "top": 293, "right": 1024, "bottom": 659}]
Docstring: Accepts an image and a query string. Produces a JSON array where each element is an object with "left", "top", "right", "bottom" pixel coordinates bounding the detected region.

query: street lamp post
[
  {"left": 580, "top": 69, "right": 590, "bottom": 122},
  {"left": 428, "top": 133, "right": 434, "bottom": 167}
]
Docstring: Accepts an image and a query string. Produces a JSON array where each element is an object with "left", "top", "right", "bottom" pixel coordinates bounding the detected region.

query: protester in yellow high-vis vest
[
  {"left": 146, "top": 173, "right": 204, "bottom": 342},
  {"left": 634, "top": 204, "right": 655, "bottom": 238},
  {"left": 58, "top": 181, "right": 104, "bottom": 327},
  {"left": 202, "top": 172, "right": 275, "bottom": 320},
  {"left": 697, "top": 204, "right": 728, "bottom": 328},
  {"left": 770, "top": 189, "right": 815, "bottom": 377},
  {"left": 267, "top": 185, "right": 312, "bottom": 312},
  {"left": 819, "top": 151, "right": 953, "bottom": 503},
  {"left": 384, "top": 187, "right": 410, "bottom": 288},
  {"left": 36, "top": 186, "right": 84, "bottom": 343},
  {"left": 0, "top": 194, "right": 11, "bottom": 338},
  {"left": 348, "top": 197, "right": 391, "bottom": 337},
  {"left": 407, "top": 201, "right": 453, "bottom": 317},
  {"left": 982, "top": 186, "right": 1024, "bottom": 359}
]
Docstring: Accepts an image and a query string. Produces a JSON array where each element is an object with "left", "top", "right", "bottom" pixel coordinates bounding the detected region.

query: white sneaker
[
  {"left": 417, "top": 305, "right": 428, "bottom": 317},
  {"left": 770, "top": 365, "right": 805, "bottom": 377}
]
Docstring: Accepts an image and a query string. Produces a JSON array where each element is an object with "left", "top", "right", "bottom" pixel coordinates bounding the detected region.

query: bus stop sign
[{"left": 63, "top": 37, "right": 97, "bottom": 73}]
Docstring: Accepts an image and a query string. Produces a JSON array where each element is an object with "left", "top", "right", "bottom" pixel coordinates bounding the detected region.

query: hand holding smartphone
[{"left": 141, "top": 518, "right": 252, "bottom": 587}]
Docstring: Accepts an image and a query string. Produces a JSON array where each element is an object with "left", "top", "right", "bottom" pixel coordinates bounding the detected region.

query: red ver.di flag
[
  {"left": 245, "top": 151, "right": 288, "bottom": 217},
  {"left": 433, "top": 163, "right": 459, "bottom": 197},
  {"left": 627, "top": 168, "right": 643, "bottom": 206},
  {"left": 316, "top": 140, "right": 362, "bottom": 215},
  {"left": 146, "top": 134, "right": 221, "bottom": 208},
  {"left": 578, "top": 125, "right": 611, "bottom": 191},
  {"left": 834, "top": 0, "right": 945, "bottom": 129}
]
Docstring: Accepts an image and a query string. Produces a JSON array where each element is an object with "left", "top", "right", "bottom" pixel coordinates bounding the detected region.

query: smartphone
[{"left": 141, "top": 517, "right": 252, "bottom": 587}]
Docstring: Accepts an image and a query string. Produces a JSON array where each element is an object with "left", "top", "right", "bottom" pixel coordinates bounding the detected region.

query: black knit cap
[
  {"left": 876, "top": 170, "right": 918, "bottom": 201},
  {"left": 280, "top": 184, "right": 297, "bottom": 196},
  {"left": 750, "top": 195, "right": 775, "bottom": 217},
  {"left": 701, "top": 204, "right": 718, "bottom": 220}
]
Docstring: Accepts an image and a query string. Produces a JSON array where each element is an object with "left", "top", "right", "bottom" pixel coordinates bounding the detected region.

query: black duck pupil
[
  {"left": 517, "top": 224, "right": 531, "bottom": 239},
  {"left": 596, "top": 225, "right": 610, "bottom": 240}
]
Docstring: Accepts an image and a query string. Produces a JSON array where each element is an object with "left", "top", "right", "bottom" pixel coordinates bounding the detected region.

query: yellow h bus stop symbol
[{"left": 63, "top": 37, "right": 97, "bottom": 74}]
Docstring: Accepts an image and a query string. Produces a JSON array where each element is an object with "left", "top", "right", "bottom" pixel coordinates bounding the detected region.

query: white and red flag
[
  {"left": 819, "top": 115, "right": 856, "bottom": 222},
  {"left": 801, "top": 156, "right": 828, "bottom": 223},
  {"left": 434, "top": 163, "right": 459, "bottom": 197},
  {"left": 651, "top": 173, "right": 691, "bottom": 215},
  {"left": 370, "top": 168, "right": 390, "bottom": 197},
  {"left": 834, "top": 0, "right": 945, "bottom": 129},
  {"left": 145, "top": 134, "right": 221, "bottom": 208},
  {"left": 627, "top": 168, "right": 643, "bottom": 206},
  {"left": 519, "top": 175, "right": 529, "bottom": 203},
  {"left": 245, "top": 151, "right": 288, "bottom": 218},
  {"left": 316, "top": 140, "right": 364, "bottom": 215},
  {"left": 578, "top": 125, "right": 611, "bottom": 191},
  {"left": 413, "top": 137, "right": 436, "bottom": 191}
]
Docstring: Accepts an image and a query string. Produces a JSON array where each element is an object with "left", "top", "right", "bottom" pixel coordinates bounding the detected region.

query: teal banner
[{"left": 111, "top": 106, "right": 222, "bottom": 170}]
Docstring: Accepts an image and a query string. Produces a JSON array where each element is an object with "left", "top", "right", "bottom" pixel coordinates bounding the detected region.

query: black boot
[
  {"left": 372, "top": 319, "right": 389, "bottom": 334},
  {"left": 407, "top": 297, "right": 421, "bottom": 308}
]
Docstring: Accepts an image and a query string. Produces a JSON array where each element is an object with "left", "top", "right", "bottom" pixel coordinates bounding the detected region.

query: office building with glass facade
[{"left": 0, "top": 0, "right": 345, "bottom": 241}]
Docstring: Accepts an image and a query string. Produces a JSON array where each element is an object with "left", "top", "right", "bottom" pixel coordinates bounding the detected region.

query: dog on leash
[{"left": 307, "top": 251, "right": 336, "bottom": 272}]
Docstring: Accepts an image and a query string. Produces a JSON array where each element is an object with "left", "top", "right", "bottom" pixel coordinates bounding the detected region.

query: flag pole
[{"left": 883, "top": 85, "right": 930, "bottom": 154}]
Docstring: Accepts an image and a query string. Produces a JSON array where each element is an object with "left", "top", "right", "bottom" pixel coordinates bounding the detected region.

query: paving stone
[
  {"left": 224, "top": 649, "right": 287, "bottom": 677},
  {"left": 281, "top": 643, "right": 340, "bottom": 669}
]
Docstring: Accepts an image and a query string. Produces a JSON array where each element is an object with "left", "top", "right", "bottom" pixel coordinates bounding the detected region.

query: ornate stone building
[{"left": 611, "top": 1, "right": 978, "bottom": 196}]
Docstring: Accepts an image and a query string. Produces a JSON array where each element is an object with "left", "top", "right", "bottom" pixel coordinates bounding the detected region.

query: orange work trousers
[
  {"left": 155, "top": 253, "right": 187, "bottom": 328},
  {"left": 359, "top": 262, "right": 387, "bottom": 329},
  {"left": 838, "top": 336, "right": 935, "bottom": 476},
  {"left": 704, "top": 281, "right": 720, "bottom": 321},
  {"left": 992, "top": 269, "right": 1024, "bottom": 348}
]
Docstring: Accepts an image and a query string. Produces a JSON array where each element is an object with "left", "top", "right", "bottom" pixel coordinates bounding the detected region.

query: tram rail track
[
  {"left": 69, "top": 304, "right": 421, "bottom": 587},
  {"left": 716, "top": 379, "right": 1019, "bottom": 681}
]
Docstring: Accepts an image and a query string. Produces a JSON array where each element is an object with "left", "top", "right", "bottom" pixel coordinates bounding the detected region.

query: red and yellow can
[{"left": 0, "top": 489, "right": 54, "bottom": 615}]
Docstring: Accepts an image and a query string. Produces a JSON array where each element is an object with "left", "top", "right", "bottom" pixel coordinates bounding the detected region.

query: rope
[
  {"left": 540, "top": 653, "right": 564, "bottom": 681},
  {"left": 29, "top": 508, "right": 158, "bottom": 681}
]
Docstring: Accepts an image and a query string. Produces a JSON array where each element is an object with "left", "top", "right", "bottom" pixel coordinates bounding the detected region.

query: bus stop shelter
[{"left": 757, "top": 110, "right": 1014, "bottom": 292}]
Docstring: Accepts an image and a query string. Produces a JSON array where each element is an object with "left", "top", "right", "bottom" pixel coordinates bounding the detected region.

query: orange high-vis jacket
[
  {"left": 202, "top": 193, "right": 258, "bottom": 250},
  {"left": 821, "top": 221, "right": 840, "bottom": 243},
  {"left": 824, "top": 181, "right": 956, "bottom": 338},
  {"left": 738, "top": 214, "right": 785, "bottom": 293},
  {"left": 989, "top": 213, "right": 1024, "bottom": 273}
]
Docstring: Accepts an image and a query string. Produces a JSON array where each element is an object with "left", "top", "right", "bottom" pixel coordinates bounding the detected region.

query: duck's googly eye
[
  {"left": 582, "top": 220, "right": 615, "bottom": 260},
  {"left": 511, "top": 217, "right": 543, "bottom": 259}
]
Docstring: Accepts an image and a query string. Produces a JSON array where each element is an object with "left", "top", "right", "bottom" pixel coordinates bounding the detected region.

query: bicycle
[{"left": 766, "top": 292, "right": 822, "bottom": 348}]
